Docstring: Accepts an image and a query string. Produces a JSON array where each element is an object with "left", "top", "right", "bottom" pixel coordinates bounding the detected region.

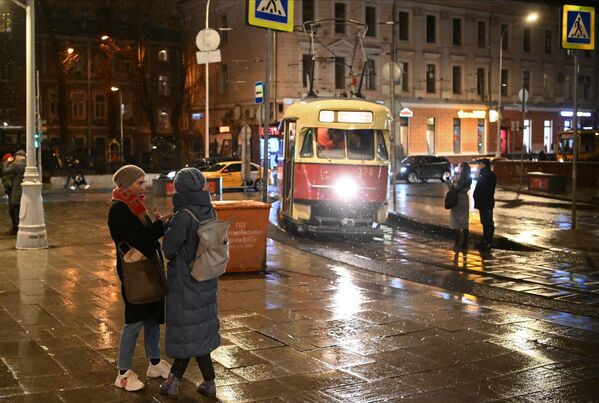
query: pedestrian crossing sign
[
  {"left": 247, "top": 0, "right": 294, "bottom": 32},
  {"left": 562, "top": 4, "right": 595, "bottom": 50}
]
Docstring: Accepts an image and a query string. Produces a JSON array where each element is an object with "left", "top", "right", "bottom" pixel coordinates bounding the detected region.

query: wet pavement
[{"left": 0, "top": 191, "right": 597, "bottom": 401}]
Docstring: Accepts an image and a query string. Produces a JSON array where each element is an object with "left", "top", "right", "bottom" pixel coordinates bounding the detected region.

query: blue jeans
[{"left": 117, "top": 320, "right": 161, "bottom": 371}]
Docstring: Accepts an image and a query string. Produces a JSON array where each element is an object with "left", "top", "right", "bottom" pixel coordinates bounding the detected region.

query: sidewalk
[
  {"left": 0, "top": 193, "right": 597, "bottom": 401},
  {"left": 390, "top": 183, "right": 599, "bottom": 254}
]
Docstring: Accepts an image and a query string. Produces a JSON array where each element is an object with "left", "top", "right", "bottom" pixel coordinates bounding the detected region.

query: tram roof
[{"left": 284, "top": 97, "right": 390, "bottom": 118}]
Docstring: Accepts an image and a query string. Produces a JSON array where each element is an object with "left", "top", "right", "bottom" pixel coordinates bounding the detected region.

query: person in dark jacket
[
  {"left": 473, "top": 158, "right": 497, "bottom": 250},
  {"left": 160, "top": 168, "right": 220, "bottom": 399},
  {"left": 107, "top": 165, "right": 172, "bottom": 392},
  {"left": 448, "top": 162, "right": 472, "bottom": 252},
  {"left": 4, "top": 150, "right": 26, "bottom": 236},
  {"left": 1, "top": 153, "right": 14, "bottom": 235}
]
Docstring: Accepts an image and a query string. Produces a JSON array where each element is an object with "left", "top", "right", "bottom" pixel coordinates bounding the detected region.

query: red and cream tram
[{"left": 278, "top": 98, "right": 391, "bottom": 235}]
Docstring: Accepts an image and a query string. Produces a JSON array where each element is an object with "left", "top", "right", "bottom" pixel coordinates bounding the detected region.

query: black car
[{"left": 397, "top": 156, "right": 452, "bottom": 183}]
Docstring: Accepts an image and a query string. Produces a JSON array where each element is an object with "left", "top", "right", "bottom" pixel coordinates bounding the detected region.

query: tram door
[{"left": 282, "top": 120, "right": 296, "bottom": 215}]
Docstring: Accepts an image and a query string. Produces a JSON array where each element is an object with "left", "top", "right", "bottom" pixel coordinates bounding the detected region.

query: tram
[
  {"left": 557, "top": 129, "right": 599, "bottom": 161},
  {"left": 278, "top": 98, "right": 392, "bottom": 236}
]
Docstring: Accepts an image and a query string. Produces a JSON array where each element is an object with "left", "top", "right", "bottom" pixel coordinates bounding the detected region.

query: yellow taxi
[{"left": 202, "top": 161, "right": 265, "bottom": 191}]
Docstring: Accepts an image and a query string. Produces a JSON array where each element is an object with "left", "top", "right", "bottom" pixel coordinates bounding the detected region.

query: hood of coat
[{"left": 173, "top": 168, "right": 214, "bottom": 219}]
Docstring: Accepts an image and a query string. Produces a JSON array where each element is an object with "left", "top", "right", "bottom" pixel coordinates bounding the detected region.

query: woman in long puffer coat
[
  {"left": 449, "top": 162, "right": 472, "bottom": 251},
  {"left": 160, "top": 168, "right": 220, "bottom": 399}
]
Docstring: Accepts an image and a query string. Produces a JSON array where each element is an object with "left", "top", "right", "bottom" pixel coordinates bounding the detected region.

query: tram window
[
  {"left": 300, "top": 129, "right": 314, "bottom": 157},
  {"left": 376, "top": 131, "right": 388, "bottom": 160},
  {"left": 316, "top": 128, "right": 345, "bottom": 159},
  {"left": 347, "top": 130, "right": 374, "bottom": 160},
  {"left": 581, "top": 134, "right": 595, "bottom": 153}
]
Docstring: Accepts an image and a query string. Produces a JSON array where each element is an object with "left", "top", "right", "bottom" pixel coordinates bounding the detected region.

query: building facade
[
  {"left": 0, "top": 0, "right": 184, "bottom": 172},
  {"left": 180, "top": 0, "right": 598, "bottom": 163}
]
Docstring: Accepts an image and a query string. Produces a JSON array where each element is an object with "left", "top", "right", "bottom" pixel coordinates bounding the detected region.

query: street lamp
[
  {"left": 111, "top": 86, "right": 124, "bottom": 166},
  {"left": 10, "top": 0, "right": 47, "bottom": 249},
  {"left": 495, "top": 12, "right": 539, "bottom": 157}
]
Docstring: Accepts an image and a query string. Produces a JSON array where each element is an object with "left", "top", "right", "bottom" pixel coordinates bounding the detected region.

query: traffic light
[{"left": 34, "top": 133, "right": 40, "bottom": 149}]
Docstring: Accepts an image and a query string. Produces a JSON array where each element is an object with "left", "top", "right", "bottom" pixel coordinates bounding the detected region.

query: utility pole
[
  {"left": 13, "top": 0, "right": 48, "bottom": 249},
  {"left": 390, "top": 0, "right": 397, "bottom": 212},
  {"left": 572, "top": 51, "right": 578, "bottom": 229},
  {"left": 262, "top": 29, "right": 271, "bottom": 202}
]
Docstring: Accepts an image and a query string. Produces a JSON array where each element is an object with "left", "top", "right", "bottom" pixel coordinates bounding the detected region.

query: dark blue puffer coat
[{"left": 163, "top": 168, "right": 220, "bottom": 359}]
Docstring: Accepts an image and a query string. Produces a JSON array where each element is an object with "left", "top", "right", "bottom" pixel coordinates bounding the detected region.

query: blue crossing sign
[
  {"left": 247, "top": 0, "right": 294, "bottom": 32},
  {"left": 562, "top": 5, "right": 595, "bottom": 50}
]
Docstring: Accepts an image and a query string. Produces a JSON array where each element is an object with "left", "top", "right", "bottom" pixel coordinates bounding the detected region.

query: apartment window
[
  {"left": 426, "top": 118, "right": 435, "bottom": 155},
  {"left": 426, "top": 15, "right": 436, "bottom": 43},
  {"left": 581, "top": 75, "right": 592, "bottom": 100},
  {"left": 158, "top": 49, "right": 168, "bottom": 62},
  {"left": 426, "top": 64, "right": 435, "bottom": 93},
  {"left": 0, "top": 12, "right": 11, "bottom": 33},
  {"left": 334, "top": 3, "right": 346, "bottom": 34},
  {"left": 523, "top": 27, "right": 531, "bottom": 52},
  {"left": 452, "top": 66, "right": 462, "bottom": 94},
  {"left": 477, "top": 21, "right": 486, "bottom": 48},
  {"left": 365, "top": 7, "right": 376, "bottom": 37},
  {"left": 335, "top": 57, "right": 345, "bottom": 89},
  {"left": 400, "top": 62, "right": 408, "bottom": 92},
  {"left": 302, "top": 54, "right": 312, "bottom": 87},
  {"left": 0, "top": 62, "right": 10, "bottom": 80},
  {"left": 543, "top": 72, "right": 550, "bottom": 98},
  {"left": 71, "top": 93, "right": 85, "bottom": 119},
  {"left": 398, "top": 11, "right": 409, "bottom": 41},
  {"left": 452, "top": 19, "right": 462, "bottom": 46},
  {"left": 158, "top": 75, "right": 169, "bottom": 96},
  {"left": 48, "top": 93, "right": 58, "bottom": 119},
  {"left": 158, "top": 109, "right": 169, "bottom": 129},
  {"left": 501, "top": 69, "right": 508, "bottom": 97},
  {"left": 219, "top": 64, "right": 228, "bottom": 94},
  {"left": 220, "top": 15, "right": 228, "bottom": 44},
  {"left": 94, "top": 94, "right": 106, "bottom": 119},
  {"left": 564, "top": 74, "right": 571, "bottom": 100},
  {"left": 453, "top": 118, "right": 461, "bottom": 154},
  {"left": 476, "top": 67, "right": 485, "bottom": 98},
  {"left": 123, "top": 102, "right": 132, "bottom": 120},
  {"left": 501, "top": 24, "right": 509, "bottom": 50},
  {"left": 544, "top": 30, "right": 552, "bottom": 54},
  {"left": 522, "top": 70, "right": 530, "bottom": 91},
  {"left": 365, "top": 59, "right": 375, "bottom": 90},
  {"left": 477, "top": 119, "right": 485, "bottom": 154},
  {"left": 302, "top": 0, "right": 314, "bottom": 23}
]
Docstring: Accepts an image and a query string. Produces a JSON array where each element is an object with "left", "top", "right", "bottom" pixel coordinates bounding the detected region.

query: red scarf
[{"left": 112, "top": 187, "right": 150, "bottom": 224}]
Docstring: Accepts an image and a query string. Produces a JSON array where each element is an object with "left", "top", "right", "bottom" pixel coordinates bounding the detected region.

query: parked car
[
  {"left": 202, "top": 160, "right": 265, "bottom": 191},
  {"left": 158, "top": 158, "right": 222, "bottom": 180},
  {"left": 397, "top": 156, "right": 452, "bottom": 183}
]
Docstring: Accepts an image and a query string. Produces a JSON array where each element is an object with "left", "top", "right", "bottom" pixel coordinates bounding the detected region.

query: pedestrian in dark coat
[
  {"left": 1, "top": 153, "right": 14, "bottom": 235},
  {"left": 160, "top": 167, "right": 220, "bottom": 399},
  {"left": 449, "top": 162, "right": 472, "bottom": 251},
  {"left": 4, "top": 150, "right": 26, "bottom": 235},
  {"left": 473, "top": 158, "right": 497, "bottom": 250},
  {"left": 107, "top": 165, "right": 172, "bottom": 392}
]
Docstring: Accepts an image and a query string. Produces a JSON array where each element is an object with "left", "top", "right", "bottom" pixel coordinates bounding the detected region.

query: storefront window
[
  {"left": 477, "top": 119, "right": 485, "bottom": 154},
  {"left": 523, "top": 119, "right": 531, "bottom": 153},
  {"left": 543, "top": 120, "right": 552, "bottom": 153},
  {"left": 453, "top": 118, "right": 461, "bottom": 154},
  {"left": 426, "top": 118, "right": 435, "bottom": 155}
]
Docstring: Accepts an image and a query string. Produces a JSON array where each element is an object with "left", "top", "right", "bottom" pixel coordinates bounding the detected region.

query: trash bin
[
  {"left": 206, "top": 177, "right": 222, "bottom": 195},
  {"left": 152, "top": 178, "right": 175, "bottom": 197},
  {"left": 528, "top": 172, "right": 566, "bottom": 194},
  {"left": 213, "top": 200, "right": 271, "bottom": 273}
]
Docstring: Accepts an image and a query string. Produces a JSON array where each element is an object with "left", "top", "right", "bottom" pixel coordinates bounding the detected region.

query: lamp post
[
  {"left": 495, "top": 12, "right": 539, "bottom": 157},
  {"left": 111, "top": 86, "right": 124, "bottom": 166},
  {"left": 11, "top": 0, "right": 47, "bottom": 249}
]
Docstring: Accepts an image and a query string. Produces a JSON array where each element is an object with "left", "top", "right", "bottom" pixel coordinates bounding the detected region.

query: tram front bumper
[{"left": 302, "top": 223, "right": 384, "bottom": 236}]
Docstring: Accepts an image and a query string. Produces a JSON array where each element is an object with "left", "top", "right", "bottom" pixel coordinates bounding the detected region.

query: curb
[
  {"left": 498, "top": 186, "right": 599, "bottom": 206},
  {"left": 386, "top": 211, "right": 541, "bottom": 252}
]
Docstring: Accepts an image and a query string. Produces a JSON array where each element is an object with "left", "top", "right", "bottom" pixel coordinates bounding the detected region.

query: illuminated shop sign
[
  {"left": 457, "top": 110, "right": 487, "bottom": 119},
  {"left": 318, "top": 110, "right": 374, "bottom": 124},
  {"left": 560, "top": 111, "right": 592, "bottom": 117},
  {"left": 218, "top": 126, "right": 230, "bottom": 133},
  {"left": 399, "top": 108, "right": 413, "bottom": 118}
]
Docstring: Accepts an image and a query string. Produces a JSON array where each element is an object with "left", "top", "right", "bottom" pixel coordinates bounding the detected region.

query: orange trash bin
[{"left": 213, "top": 200, "right": 271, "bottom": 273}]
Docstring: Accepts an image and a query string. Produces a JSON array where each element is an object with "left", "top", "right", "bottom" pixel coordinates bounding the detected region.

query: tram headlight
[
  {"left": 399, "top": 167, "right": 407, "bottom": 173},
  {"left": 334, "top": 177, "right": 358, "bottom": 199}
]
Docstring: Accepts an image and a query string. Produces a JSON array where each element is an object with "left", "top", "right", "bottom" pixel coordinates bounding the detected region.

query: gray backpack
[{"left": 181, "top": 209, "right": 230, "bottom": 281}]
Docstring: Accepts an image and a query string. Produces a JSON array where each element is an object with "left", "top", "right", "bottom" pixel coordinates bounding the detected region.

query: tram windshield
[{"left": 314, "top": 128, "right": 386, "bottom": 160}]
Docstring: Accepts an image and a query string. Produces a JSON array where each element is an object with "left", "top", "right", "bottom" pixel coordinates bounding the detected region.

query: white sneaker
[
  {"left": 114, "top": 370, "right": 145, "bottom": 392},
  {"left": 147, "top": 360, "right": 171, "bottom": 379},
  {"left": 84, "top": 184, "right": 90, "bottom": 189},
  {"left": 69, "top": 185, "right": 76, "bottom": 190}
]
